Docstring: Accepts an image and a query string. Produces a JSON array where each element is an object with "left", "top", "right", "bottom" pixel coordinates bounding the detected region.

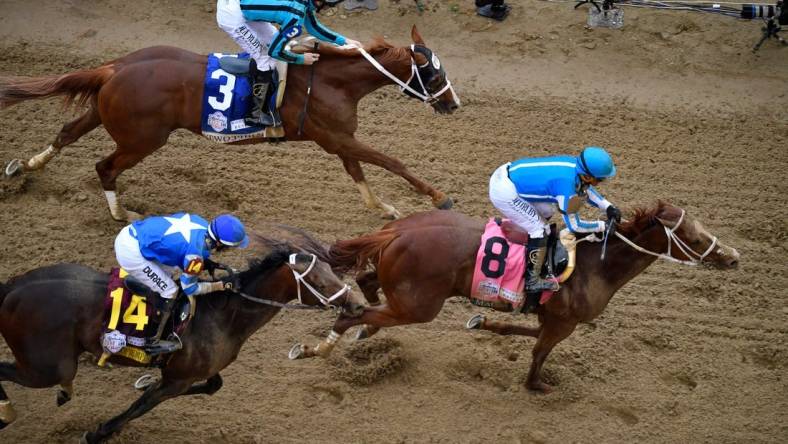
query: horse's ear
[{"left": 411, "top": 25, "right": 425, "bottom": 45}]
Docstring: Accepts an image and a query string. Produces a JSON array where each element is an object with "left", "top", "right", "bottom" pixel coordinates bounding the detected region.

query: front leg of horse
[
  {"left": 81, "top": 378, "right": 192, "bottom": 443},
  {"left": 288, "top": 310, "right": 372, "bottom": 360},
  {"left": 526, "top": 319, "right": 577, "bottom": 394}
]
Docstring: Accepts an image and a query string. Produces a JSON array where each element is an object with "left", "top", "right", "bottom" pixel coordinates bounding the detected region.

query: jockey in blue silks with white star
[
  {"left": 489, "top": 146, "right": 622, "bottom": 294},
  {"left": 216, "top": 0, "right": 362, "bottom": 127},
  {"left": 114, "top": 213, "right": 249, "bottom": 349}
]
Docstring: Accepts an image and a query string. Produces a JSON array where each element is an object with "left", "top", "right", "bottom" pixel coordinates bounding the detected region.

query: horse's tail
[
  {"left": 0, "top": 64, "right": 115, "bottom": 110},
  {"left": 327, "top": 229, "right": 400, "bottom": 274}
]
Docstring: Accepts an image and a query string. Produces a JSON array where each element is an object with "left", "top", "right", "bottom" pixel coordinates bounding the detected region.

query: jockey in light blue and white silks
[
  {"left": 488, "top": 146, "right": 621, "bottom": 296},
  {"left": 216, "top": 0, "right": 360, "bottom": 70},
  {"left": 489, "top": 147, "right": 620, "bottom": 239}
]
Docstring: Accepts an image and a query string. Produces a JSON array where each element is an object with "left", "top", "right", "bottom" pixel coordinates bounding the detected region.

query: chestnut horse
[
  {"left": 0, "top": 26, "right": 459, "bottom": 221},
  {"left": 0, "top": 233, "right": 365, "bottom": 443},
  {"left": 290, "top": 202, "right": 740, "bottom": 393}
]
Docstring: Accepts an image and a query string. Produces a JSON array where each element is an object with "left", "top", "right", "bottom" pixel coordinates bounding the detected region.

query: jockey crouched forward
[
  {"left": 216, "top": 0, "right": 362, "bottom": 127},
  {"left": 114, "top": 213, "right": 249, "bottom": 352},
  {"left": 489, "top": 146, "right": 622, "bottom": 304}
]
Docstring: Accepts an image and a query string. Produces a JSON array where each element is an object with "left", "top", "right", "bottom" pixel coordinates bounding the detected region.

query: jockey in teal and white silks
[
  {"left": 114, "top": 213, "right": 249, "bottom": 351},
  {"left": 489, "top": 146, "right": 622, "bottom": 293},
  {"left": 216, "top": 0, "right": 361, "bottom": 126}
]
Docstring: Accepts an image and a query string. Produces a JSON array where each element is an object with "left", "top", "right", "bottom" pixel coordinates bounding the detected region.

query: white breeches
[
  {"left": 216, "top": 0, "right": 278, "bottom": 71},
  {"left": 115, "top": 226, "right": 178, "bottom": 299},
  {"left": 489, "top": 163, "right": 554, "bottom": 239}
]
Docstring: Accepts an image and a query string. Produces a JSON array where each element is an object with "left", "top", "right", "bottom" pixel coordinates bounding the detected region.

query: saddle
[
  {"left": 98, "top": 268, "right": 196, "bottom": 367},
  {"left": 496, "top": 219, "right": 569, "bottom": 278},
  {"left": 219, "top": 56, "right": 288, "bottom": 138}
]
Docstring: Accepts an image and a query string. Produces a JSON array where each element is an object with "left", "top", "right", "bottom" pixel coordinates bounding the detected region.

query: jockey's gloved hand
[
  {"left": 219, "top": 275, "right": 240, "bottom": 291},
  {"left": 606, "top": 205, "right": 622, "bottom": 223}
]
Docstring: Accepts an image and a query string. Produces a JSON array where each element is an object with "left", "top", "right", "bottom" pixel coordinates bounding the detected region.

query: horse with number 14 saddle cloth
[{"left": 470, "top": 218, "right": 567, "bottom": 312}]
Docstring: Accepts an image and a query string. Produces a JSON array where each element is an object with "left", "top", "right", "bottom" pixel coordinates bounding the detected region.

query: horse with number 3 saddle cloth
[
  {"left": 100, "top": 268, "right": 195, "bottom": 366},
  {"left": 470, "top": 218, "right": 569, "bottom": 312},
  {"left": 201, "top": 52, "right": 289, "bottom": 143}
]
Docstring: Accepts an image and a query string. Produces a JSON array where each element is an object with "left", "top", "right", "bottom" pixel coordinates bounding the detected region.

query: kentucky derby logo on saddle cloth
[
  {"left": 201, "top": 53, "right": 282, "bottom": 143},
  {"left": 470, "top": 219, "right": 528, "bottom": 310},
  {"left": 100, "top": 268, "right": 195, "bottom": 365}
]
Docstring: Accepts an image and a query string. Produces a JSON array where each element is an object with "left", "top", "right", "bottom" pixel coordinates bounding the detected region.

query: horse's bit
[
  {"left": 288, "top": 253, "right": 350, "bottom": 308},
  {"left": 356, "top": 45, "right": 455, "bottom": 104},
  {"left": 613, "top": 209, "right": 719, "bottom": 266}
]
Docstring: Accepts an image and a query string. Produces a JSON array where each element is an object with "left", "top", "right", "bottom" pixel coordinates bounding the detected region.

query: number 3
[{"left": 208, "top": 69, "right": 236, "bottom": 112}]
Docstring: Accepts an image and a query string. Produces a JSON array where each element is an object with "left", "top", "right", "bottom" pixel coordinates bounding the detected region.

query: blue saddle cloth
[{"left": 201, "top": 53, "right": 277, "bottom": 143}]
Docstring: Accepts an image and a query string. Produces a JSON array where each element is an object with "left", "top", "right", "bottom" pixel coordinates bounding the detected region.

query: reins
[
  {"left": 590, "top": 209, "right": 718, "bottom": 266},
  {"left": 297, "top": 41, "right": 319, "bottom": 136},
  {"left": 356, "top": 45, "right": 454, "bottom": 104}
]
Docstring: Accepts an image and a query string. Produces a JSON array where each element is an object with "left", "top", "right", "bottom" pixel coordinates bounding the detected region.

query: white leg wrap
[
  {"left": 104, "top": 190, "right": 125, "bottom": 220},
  {"left": 0, "top": 399, "right": 17, "bottom": 424},
  {"left": 326, "top": 330, "right": 341, "bottom": 345},
  {"left": 27, "top": 145, "right": 57, "bottom": 170}
]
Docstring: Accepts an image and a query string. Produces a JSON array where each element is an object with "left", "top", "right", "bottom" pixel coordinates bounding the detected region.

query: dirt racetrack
[{"left": 1, "top": 0, "right": 786, "bottom": 443}]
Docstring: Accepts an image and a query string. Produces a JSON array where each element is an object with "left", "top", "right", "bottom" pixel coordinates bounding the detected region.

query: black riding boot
[
  {"left": 144, "top": 295, "right": 181, "bottom": 354},
  {"left": 525, "top": 237, "right": 559, "bottom": 293},
  {"left": 245, "top": 64, "right": 279, "bottom": 127}
]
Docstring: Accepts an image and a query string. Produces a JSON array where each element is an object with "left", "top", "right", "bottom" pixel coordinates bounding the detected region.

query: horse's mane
[
  {"left": 616, "top": 200, "right": 673, "bottom": 237},
  {"left": 303, "top": 37, "right": 410, "bottom": 64},
  {"left": 236, "top": 225, "right": 332, "bottom": 287}
]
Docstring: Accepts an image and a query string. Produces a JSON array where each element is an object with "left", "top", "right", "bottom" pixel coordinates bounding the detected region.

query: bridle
[
  {"left": 287, "top": 253, "right": 350, "bottom": 308},
  {"left": 612, "top": 210, "right": 719, "bottom": 266},
  {"left": 357, "top": 44, "right": 455, "bottom": 105}
]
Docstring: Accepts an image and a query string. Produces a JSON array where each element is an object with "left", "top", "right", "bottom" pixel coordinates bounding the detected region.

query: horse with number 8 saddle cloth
[
  {"left": 470, "top": 218, "right": 568, "bottom": 312},
  {"left": 100, "top": 268, "right": 195, "bottom": 366},
  {"left": 201, "top": 52, "right": 289, "bottom": 143}
]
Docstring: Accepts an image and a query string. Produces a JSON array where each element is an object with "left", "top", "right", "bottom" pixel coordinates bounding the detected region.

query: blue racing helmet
[
  {"left": 576, "top": 146, "right": 616, "bottom": 180},
  {"left": 208, "top": 214, "right": 249, "bottom": 248}
]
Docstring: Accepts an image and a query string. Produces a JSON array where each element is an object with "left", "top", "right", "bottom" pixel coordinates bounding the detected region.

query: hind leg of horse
[
  {"left": 0, "top": 360, "right": 77, "bottom": 428},
  {"left": 466, "top": 314, "right": 542, "bottom": 337},
  {"left": 526, "top": 318, "right": 577, "bottom": 394},
  {"left": 355, "top": 270, "right": 382, "bottom": 340},
  {"left": 95, "top": 141, "right": 163, "bottom": 222},
  {"left": 12, "top": 106, "right": 101, "bottom": 174},
  {"left": 339, "top": 156, "right": 401, "bottom": 219},
  {"left": 182, "top": 374, "right": 223, "bottom": 396},
  {"left": 321, "top": 136, "right": 453, "bottom": 213},
  {"left": 82, "top": 377, "right": 193, "bottom": 444}
]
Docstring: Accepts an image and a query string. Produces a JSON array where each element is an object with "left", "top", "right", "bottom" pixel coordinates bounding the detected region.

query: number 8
[{"left": 481, "top": 236, "right": 509, "bottom": 279}]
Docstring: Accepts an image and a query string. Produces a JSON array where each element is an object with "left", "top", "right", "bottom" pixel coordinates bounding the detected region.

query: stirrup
[{"left": 144, "top": 334, "right": 182, "bottom": 355}]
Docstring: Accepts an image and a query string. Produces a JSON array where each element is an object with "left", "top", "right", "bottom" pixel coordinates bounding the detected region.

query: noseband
[
  {"left": 614, "top": 210, "right": 719, "bottom": 266},
  {"left": 288, "top": 254, "right": 350, "bottom": 308},
  {"left": 357, "top": 45, "right": 455, "bottom": 104}
]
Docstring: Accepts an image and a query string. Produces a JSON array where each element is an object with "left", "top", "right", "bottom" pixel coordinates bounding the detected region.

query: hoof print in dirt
[{"left": 328, "top": 338, "right": 407, "bottom": 386}]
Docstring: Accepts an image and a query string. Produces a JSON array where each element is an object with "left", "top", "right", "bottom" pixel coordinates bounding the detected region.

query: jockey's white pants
[
  {"left": 115, "top": 226, "right": 179, "bottom": 299},
  {"left": 489, "top": 163, "right": 554, "bottom": 239},
  {"left": 216, "top": 0, "right": 278, "bottom": 71}
]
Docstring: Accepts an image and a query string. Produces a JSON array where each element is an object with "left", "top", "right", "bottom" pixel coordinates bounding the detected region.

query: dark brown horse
[
  {"left": 290, "top": 202, "right": 740, "bottom": 393},
  {"left": 0, "top": 233, "right": 365, "bottom": 443},
  {"left": 0, "top": 26, "right": 459, "bottom": 221}
]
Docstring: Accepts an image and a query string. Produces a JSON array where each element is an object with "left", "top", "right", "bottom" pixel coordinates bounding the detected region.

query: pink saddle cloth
[{"left": 470, "top": 219, "right": 527, "bottom": 310}]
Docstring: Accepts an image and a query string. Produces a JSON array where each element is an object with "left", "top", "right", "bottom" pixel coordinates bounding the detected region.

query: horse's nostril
[{"left": 729, "top": 260, "right": 739, "bottom": 268}]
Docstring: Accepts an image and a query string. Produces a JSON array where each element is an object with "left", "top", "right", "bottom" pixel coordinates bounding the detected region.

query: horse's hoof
[
  {"left": 0, "top": 420, "right": 8, "bottom": 431},
  {"left": 4, "top": 159, "right": 22, "bottom": 177},
  {"left": 355, "top": 327, "right": 369, "bottom": 341},
  {"left": 56, "top": 390, "right": 71, "bottom": 407},
  {"left": 133, "top": 374, "right": 158, "bottom": 391},
  {"left": 466, "top": 314, "right": 485, "bottom": 330},
  {"left": 288, "top": 344, "right": 306, "bottom": 360},
  {"left": 527, "top": 381, "right": 554, "bottom": 394},
  {"left": 436, "top": 196, "right": 454, "bottom": 210},
  {"left": 80, "top": 431, "right": 93, "bottom": 444}
]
